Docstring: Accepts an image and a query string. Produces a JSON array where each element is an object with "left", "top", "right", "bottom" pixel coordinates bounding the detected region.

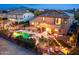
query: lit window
[
  {"left": 43, "top": 17, "right": 45, "bottom": 21},
  {"left": 55, "top": 18, "right": 62, "bottom": 25},
  {"left": 9, "top": 18, "right": 16, "bottom": 22},
  {"left": 64, "top": 21, "right": 67, "bottom": 24},
  {"left": 64, "top": 19, "right": 67, "bottom": 24}
]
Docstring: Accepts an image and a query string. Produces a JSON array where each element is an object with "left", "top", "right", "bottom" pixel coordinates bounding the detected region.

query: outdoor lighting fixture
[
  {"left": 53, "top": 33, "right": 58, "bottom": 37},
  {"left": 43, "top": 17, "right": 45, "bottom": 21},
  {"left": 46, "top": 27, "right": 51, "bottom": 33},
  {"left": 60, "top": 48, "right": 70, "bottom": 55},
  {"left": 37, "top": 25, "right": 40, "bottom": 28},
  {"left": 35, "top": 40, "right": 39, "bottom": 45},
  {"left": 31, "top": 22, "right": 34, "bottom": 25},
  {"left": 64, "top": 21, "right": 67, "bottom": 24},
  {"left": 9, "top": 18, "right": 16, "bottom": 22},
  {"left": 54, "top": 29, "right": 58, "bottom": 32},
  {"left": 46, "top": 28, "right": 49, "bottom": 31},
  {"left": 36, "top": 22, "right": 38, "bottom": 25}
]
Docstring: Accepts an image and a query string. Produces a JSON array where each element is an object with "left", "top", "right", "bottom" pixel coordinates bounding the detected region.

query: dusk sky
[{"left": 0, "top": 4, "right": 79, "bottom": 10}]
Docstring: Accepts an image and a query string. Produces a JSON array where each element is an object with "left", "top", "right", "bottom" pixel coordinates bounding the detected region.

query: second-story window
[{"left": 55, "top": 18, "right": 62, "bottom": 25}]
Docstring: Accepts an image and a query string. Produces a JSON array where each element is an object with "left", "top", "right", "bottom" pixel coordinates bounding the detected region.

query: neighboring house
[
  {"left": 0, "top": 10, "right": 8, "bottom": 20},
  {"left": 8, "top": 10, "right": 34, "bottom": 23},
  {"left": 0, "top": 10, "right": 34, "bottom": 23},
  {"left": 30, "top": 10, "right": 70, "bottom": 34},
  {"left": 65, "top": 12, "right": 75, "bottom": 30}
]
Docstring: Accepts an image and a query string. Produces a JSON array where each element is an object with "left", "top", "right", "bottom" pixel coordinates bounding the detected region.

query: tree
[
  {"left": 48, "top": 39, "right": 54, "bottom": 46},
  {"left": 74, "top": 9, "right": 79, "bottom": 21},
  {"left": 69, "top": 34, "right": 76, "bottom": 47},
  {"left": 74, "top": 12, "right": 79, "bottom": 21},
  {"left": 0, "top": 17, "right": 2, "bottom": 20},
  {"left": 69, "top": 47, "right": 79, "bottom": 55},
  {"left": 34, "top": 10, "right": 41, "bottom": 16},
  {"left": 39, "top": 36, "right": 46, "bottom": 43}
]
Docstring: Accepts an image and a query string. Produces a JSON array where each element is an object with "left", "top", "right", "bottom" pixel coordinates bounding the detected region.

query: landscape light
[
  {"left": 53, "top": 33, "right": 58, "bottom": 37},
  {"left": 43, "top": 17, "right": 45, "bottom": 21},
  {"left": 60, "top": 48, "right": 70, "bottom": 55},
  {"left": 31, "top": 22, "right": 34, "bottom": 25},
  {"left": 37, "top": 25, "right": 40, "bottom": 28},
  {"left": 54, "top": 28, "right": 58, "bottom": 32}
]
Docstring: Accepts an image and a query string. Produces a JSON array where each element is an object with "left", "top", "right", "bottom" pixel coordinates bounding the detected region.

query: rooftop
[
  {"left": 0, "top": 9, "right": 30, "bottom": 15},
  {"left": 39, "top": 10, "right": 69, "bottom": 18}
]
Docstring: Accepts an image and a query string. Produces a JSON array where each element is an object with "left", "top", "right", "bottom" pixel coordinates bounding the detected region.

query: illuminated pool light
[{"left": 12, "top": 31, "right": 30, "bottom": 39}]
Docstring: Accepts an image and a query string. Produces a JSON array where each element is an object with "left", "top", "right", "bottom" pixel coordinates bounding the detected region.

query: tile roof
[
  {"left": 8, "top": 10, "right": 28, "bottom": 15},
  {"left": 39, "top": 10, "right": 69, "bottom": 18}
]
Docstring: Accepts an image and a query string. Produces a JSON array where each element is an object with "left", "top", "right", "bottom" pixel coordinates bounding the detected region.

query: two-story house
[
  {"left": 30, "top": 10, "right": 70, "bottom": 34},
  {"left": 8, "top": 10, "right": 34, "bottom": 23},
  {"left": 0, "top": 10, "right": 34, "bottom": 24}
]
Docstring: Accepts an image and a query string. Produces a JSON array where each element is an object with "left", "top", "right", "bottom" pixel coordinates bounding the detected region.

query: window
[
  {"left": 24, "top": 16, "right": 25, "bottom": 18},
  {"left": 43, "top": 17, "right": 45, "bottom": 21},
  {"left": 55, "top": 18, "right": 62, "bottom": 25},
  {"left": 64, "top": 19, "right": 67, "bottom": 24},
  {"left": 28, "top": 16, "right": 29, "bottom": 17}
]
